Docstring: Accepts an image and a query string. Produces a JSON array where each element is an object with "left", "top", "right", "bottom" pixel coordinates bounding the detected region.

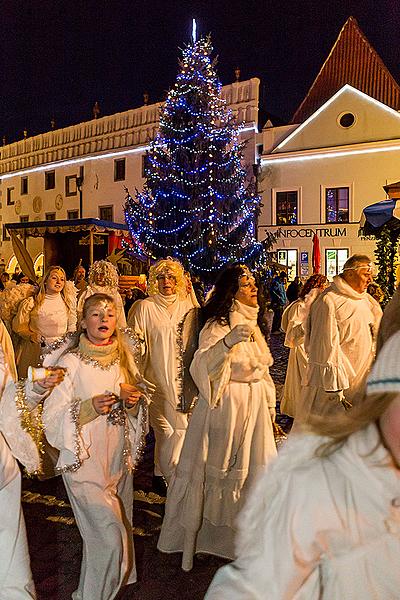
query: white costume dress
[
  {"left": 128, "top": 293, "right": 194, "bottom": 481},
  {"left": 298, "top": 275, "right": 381, "bottom": 422},
  {"left": 0, "top": 325, "right": 47, "bottom": 600},
  {"left": 206, "top": 423, "right": 400, "bottom": 599},
  {"left": 42, "top": 332, "right": 147, "bottom": 600},
  {"left": 12, "top": 285, "right": 77, "bottom": 377},
  {"left": 77, "top": 284, "right": 126, "bottom": 328},
  {"left": 157, "top": 300, "right": 277, "bottom": 570}
]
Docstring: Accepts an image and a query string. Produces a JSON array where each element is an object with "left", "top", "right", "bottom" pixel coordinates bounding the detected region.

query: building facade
[{"left": 0, "top": 78, "right": 260, "bottom": 274}]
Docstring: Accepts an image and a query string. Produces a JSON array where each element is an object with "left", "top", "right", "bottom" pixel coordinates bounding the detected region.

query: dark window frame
[
  {"left": 6, "top": 187, "right": 15, "bottom": 206},
  {"left": 99, "top": 205, "right": 114, "bottom": 222},
  {"left": 21, "top": 176, "right": 28, "bottom": 195},
  {"left": 45, "top": 212, "right": 56, "bottom": 221},
  {"left": 114, "top": 158, "right": 126, "bottom": 182},
  {"left": 67, "top": 209, "right": 79, "bottom": 220},
  {"left": 45, "top": 170, "right": 56, "bottom": 190},
  {"left": 65, "top": 175, "right": 77, "bottom": 197}
]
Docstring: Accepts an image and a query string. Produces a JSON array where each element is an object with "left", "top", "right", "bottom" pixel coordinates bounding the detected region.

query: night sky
[{"left": 1, "top": 0, "right": 400, "bottom": 143}]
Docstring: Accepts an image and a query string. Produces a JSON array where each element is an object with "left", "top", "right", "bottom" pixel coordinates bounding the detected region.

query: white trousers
[{"left": 149, "top": 397, "right": 188, "bottom": 482}]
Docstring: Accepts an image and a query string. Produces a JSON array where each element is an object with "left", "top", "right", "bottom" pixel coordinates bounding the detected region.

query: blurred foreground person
[
  {"left": 298, "top": 255, "right": 381, "bottom": 423},
  {"left": 0, "top": 319, "right": 64, "bottom": 599},
  {"left": 280, "top": 274, "right": 328, "bottom": 418},
  {"left": 158, "top": 264, "right": 277, "bottom": 571},
  {"left": 43, "top": 294, "right": 151, "bottom": 600},
  {"left": 206, "top": 331, "right": 400, "bottom": 599}
]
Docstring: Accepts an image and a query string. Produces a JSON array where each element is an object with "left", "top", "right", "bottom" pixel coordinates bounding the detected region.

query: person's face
[
  {"left": 20, "top": 275, "right": 29, "bottom": 284},
  {"left": 344, "top": 264, "right": 374, "bottom": 293},
  {"left": 1, "top": 273, "right": 9, "bottom": 283},
  {"left": 157, "top": 271, "right": 177, "bottom": 296},
  {"left": 94, "top": 271, "right": 106, "bottom": 286},
  {"left": 45, "top": 270, "right": 65, "bottom": 294},
  {"left": 75, "top": 267, "right": 85, "bottom": 282},
  {"left": 379, "top": 396, "right": 400, "bottom": 468},
  {"left": 82, "top": 301, "right": 117, "bottom": 345},
  {"left": 235, "top": 274, "right": 258, "bottom": 307}
]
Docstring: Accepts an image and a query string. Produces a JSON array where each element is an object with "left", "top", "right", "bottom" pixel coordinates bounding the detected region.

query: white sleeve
[{"left": 206, "top": 462, "right": 324, "bottom": 599}]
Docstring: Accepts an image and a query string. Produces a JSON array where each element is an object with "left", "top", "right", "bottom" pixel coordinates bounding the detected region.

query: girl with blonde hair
[
  {"left": 42, "top": 293, "right": 151, "bottom": 600},
  {"left": 12, "top": 265, "right": 77, "bottom": 377},
  {"left": 206, "top": 330, "right": 400, "bottom": 599}
]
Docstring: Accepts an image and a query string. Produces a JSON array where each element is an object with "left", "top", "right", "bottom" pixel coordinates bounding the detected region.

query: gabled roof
[{"left": 292, "top": 16, "right": 400, "bottom": 124}]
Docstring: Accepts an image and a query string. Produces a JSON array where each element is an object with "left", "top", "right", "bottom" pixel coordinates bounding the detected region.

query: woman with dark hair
[
  {"left": 280, "top": 274, "right": 328, "bottom": 418},
  {"left": 158, "top": 263, "right": 277, "bottom": 570}
]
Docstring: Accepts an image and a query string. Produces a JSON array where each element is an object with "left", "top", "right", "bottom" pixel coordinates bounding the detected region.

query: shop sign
[{"left": 267, "top": 227, "right": 347, "bottom": 239}]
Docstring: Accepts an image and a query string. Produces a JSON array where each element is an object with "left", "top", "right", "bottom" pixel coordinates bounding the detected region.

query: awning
[
  {"left": 5, "top": 218, "right": 130, "bottom": 238},
  {"left": 359, "top": 199, "right": 400, "bottom": 236}
]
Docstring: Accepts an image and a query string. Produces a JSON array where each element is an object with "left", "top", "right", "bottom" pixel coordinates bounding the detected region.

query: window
[
  {"left": 325, "top": 187, "right": 349, "bottom": 223},
  {"left": 65, "top": 175, "right": 77, "bottom": 197},
  {"left": 20, "top": 215, "right": 29, "bottom": 222},
  {"left": 45, "top": 171, "right": 55, "bottom": 190},
  {"left": 114, "top": 158, "right": 126, "bottom": 181},
  {"left": 277, "top": 249, "right": 297, "bottom": 281},
  {"left": 276, "top": 191, "right": 298, "bottom": 225},
  {"left": 46, "top": 212, "right": 56, "bottom": 221},
  {"left": 2, "top": 225, "right": 10, "bottom": 241},
  {"left": 99, "top": 205, "right": 114, "bottom": 221},
  {"left": 338, "top": 112, "right": 356, "bottom": 128},
  {"left": 21, "top": 177, "right": 28, "bottom": 195},
  {"left": 6, "top": 187, "right": 14, "bottom": 206},
  {"left": 325, "top": 249, "right": 349, "bottom": 280},
  {"left": 142, "top": 155, "right": 150, "bottom": 177},
  {"left": 67, "top": 210, "right": 79, "bottom": 220}
]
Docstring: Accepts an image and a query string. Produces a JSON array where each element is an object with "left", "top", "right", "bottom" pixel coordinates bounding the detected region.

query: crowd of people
[{"left": 0, "top": 253, "right": 399, "bottom": 599}]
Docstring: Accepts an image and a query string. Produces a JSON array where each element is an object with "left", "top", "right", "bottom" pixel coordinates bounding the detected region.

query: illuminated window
[
  {"left": 277, "top": 249, "right": 297, "bottom": 281},
  {"left": 325, "top": 187, "right": 349, "bottom": 223},
  {"left": 276, "top": 191, "right": 298, "bottom": 225},
  {"left": 325, "top": 248, "right": 349, "bottom": 279},
  {"left": 65, "top": 175, "right": 77, "bottom": 197}
]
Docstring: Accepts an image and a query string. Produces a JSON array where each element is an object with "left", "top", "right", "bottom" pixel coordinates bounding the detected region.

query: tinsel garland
[
  {"left": 15, "top": 379, "right": 45, "bottom": 475},
  {"left": 55, "top": 397, "right": 82, "bottom": 474}
]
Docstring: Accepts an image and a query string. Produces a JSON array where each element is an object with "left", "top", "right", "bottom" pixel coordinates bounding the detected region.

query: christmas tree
[{"left": 124, "top": 33, "right": 263, "bottom": 282}]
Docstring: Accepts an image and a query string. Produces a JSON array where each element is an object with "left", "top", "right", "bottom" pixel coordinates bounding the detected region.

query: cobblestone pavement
[{"left": 23, "top": 333, "right": 290, "bottom": 600}]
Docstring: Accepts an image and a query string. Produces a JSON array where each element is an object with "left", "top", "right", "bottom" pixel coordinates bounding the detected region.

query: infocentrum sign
[{"left": 265, "top": 226, "right": 347, "bottom": 239}]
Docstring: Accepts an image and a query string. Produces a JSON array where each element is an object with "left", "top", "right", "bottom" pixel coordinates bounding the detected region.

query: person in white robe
[
  {"left": 157, "top": 264, "right": 277, "bottom": 571},
  {"left": 77, "top": 260, "right": 126, "bottom": 328},
  {"left": 127, "top": 258, "right": 197, "bottom": 484},
  {"left": 0, "top": 319, "right": 65, "bottom": 599},
  {"left": 42, "top": 293, "right": 150, "bottom": 600},
  {"left": 12, "top": 266, "right": 77, "bottom": 377},
  {"left": 280, "top": 274, "right": 328, "bottom": 417},
  {"left": 297, "top": 254, "right": 381, "bottom": 424},
  {"left": 206, "top": 329, "right": 400, "bottom": 600}
]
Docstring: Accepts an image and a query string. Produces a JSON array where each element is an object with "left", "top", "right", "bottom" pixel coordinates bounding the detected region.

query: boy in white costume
[
  {"left": 127, "top": 258, "right": 197, "bottom": 483},
  {"left": 0, "top": 319, "right": 64, "bottom": 599},
  {"left": 43, "top": 293, "right": 150, "bottom": 600},
  {"left": 206, "top": 330, "right": 400, "bottom": 599},
  {"left": 158, "top": 264, "right": 277, "bottom": 571}
]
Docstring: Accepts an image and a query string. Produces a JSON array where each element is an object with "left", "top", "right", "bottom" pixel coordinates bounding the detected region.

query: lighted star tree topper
[{"left": 124, "top": 30, "right": 264, "bottom": 282}]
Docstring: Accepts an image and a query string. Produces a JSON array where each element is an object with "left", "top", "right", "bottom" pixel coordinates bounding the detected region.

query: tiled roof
[{"left": 292, "top": 16, "right": 400, "bottom": 123}]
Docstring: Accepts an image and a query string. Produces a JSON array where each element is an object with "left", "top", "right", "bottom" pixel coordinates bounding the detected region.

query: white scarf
[{"left": 153, "top": 293, "right": 178, "bottom": 314}]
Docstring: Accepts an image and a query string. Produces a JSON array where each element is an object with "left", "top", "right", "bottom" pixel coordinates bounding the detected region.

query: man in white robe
[
  {"left": 128, "top": 258, "right": 196, "bottom": 486},
  {"left": 297, "top": 254, "right": 382, "bottom": 423}
]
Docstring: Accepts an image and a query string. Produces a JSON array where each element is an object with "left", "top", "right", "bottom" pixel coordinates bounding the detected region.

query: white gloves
[
  {"left": 268, "top": 407, "right": 276, "bottom": 422},
  {"left": 223, "top": 324, "right": 253, "bottom": 349},
  {"left": 326, "top": 390, "right": 352, "bottom": 411}
]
